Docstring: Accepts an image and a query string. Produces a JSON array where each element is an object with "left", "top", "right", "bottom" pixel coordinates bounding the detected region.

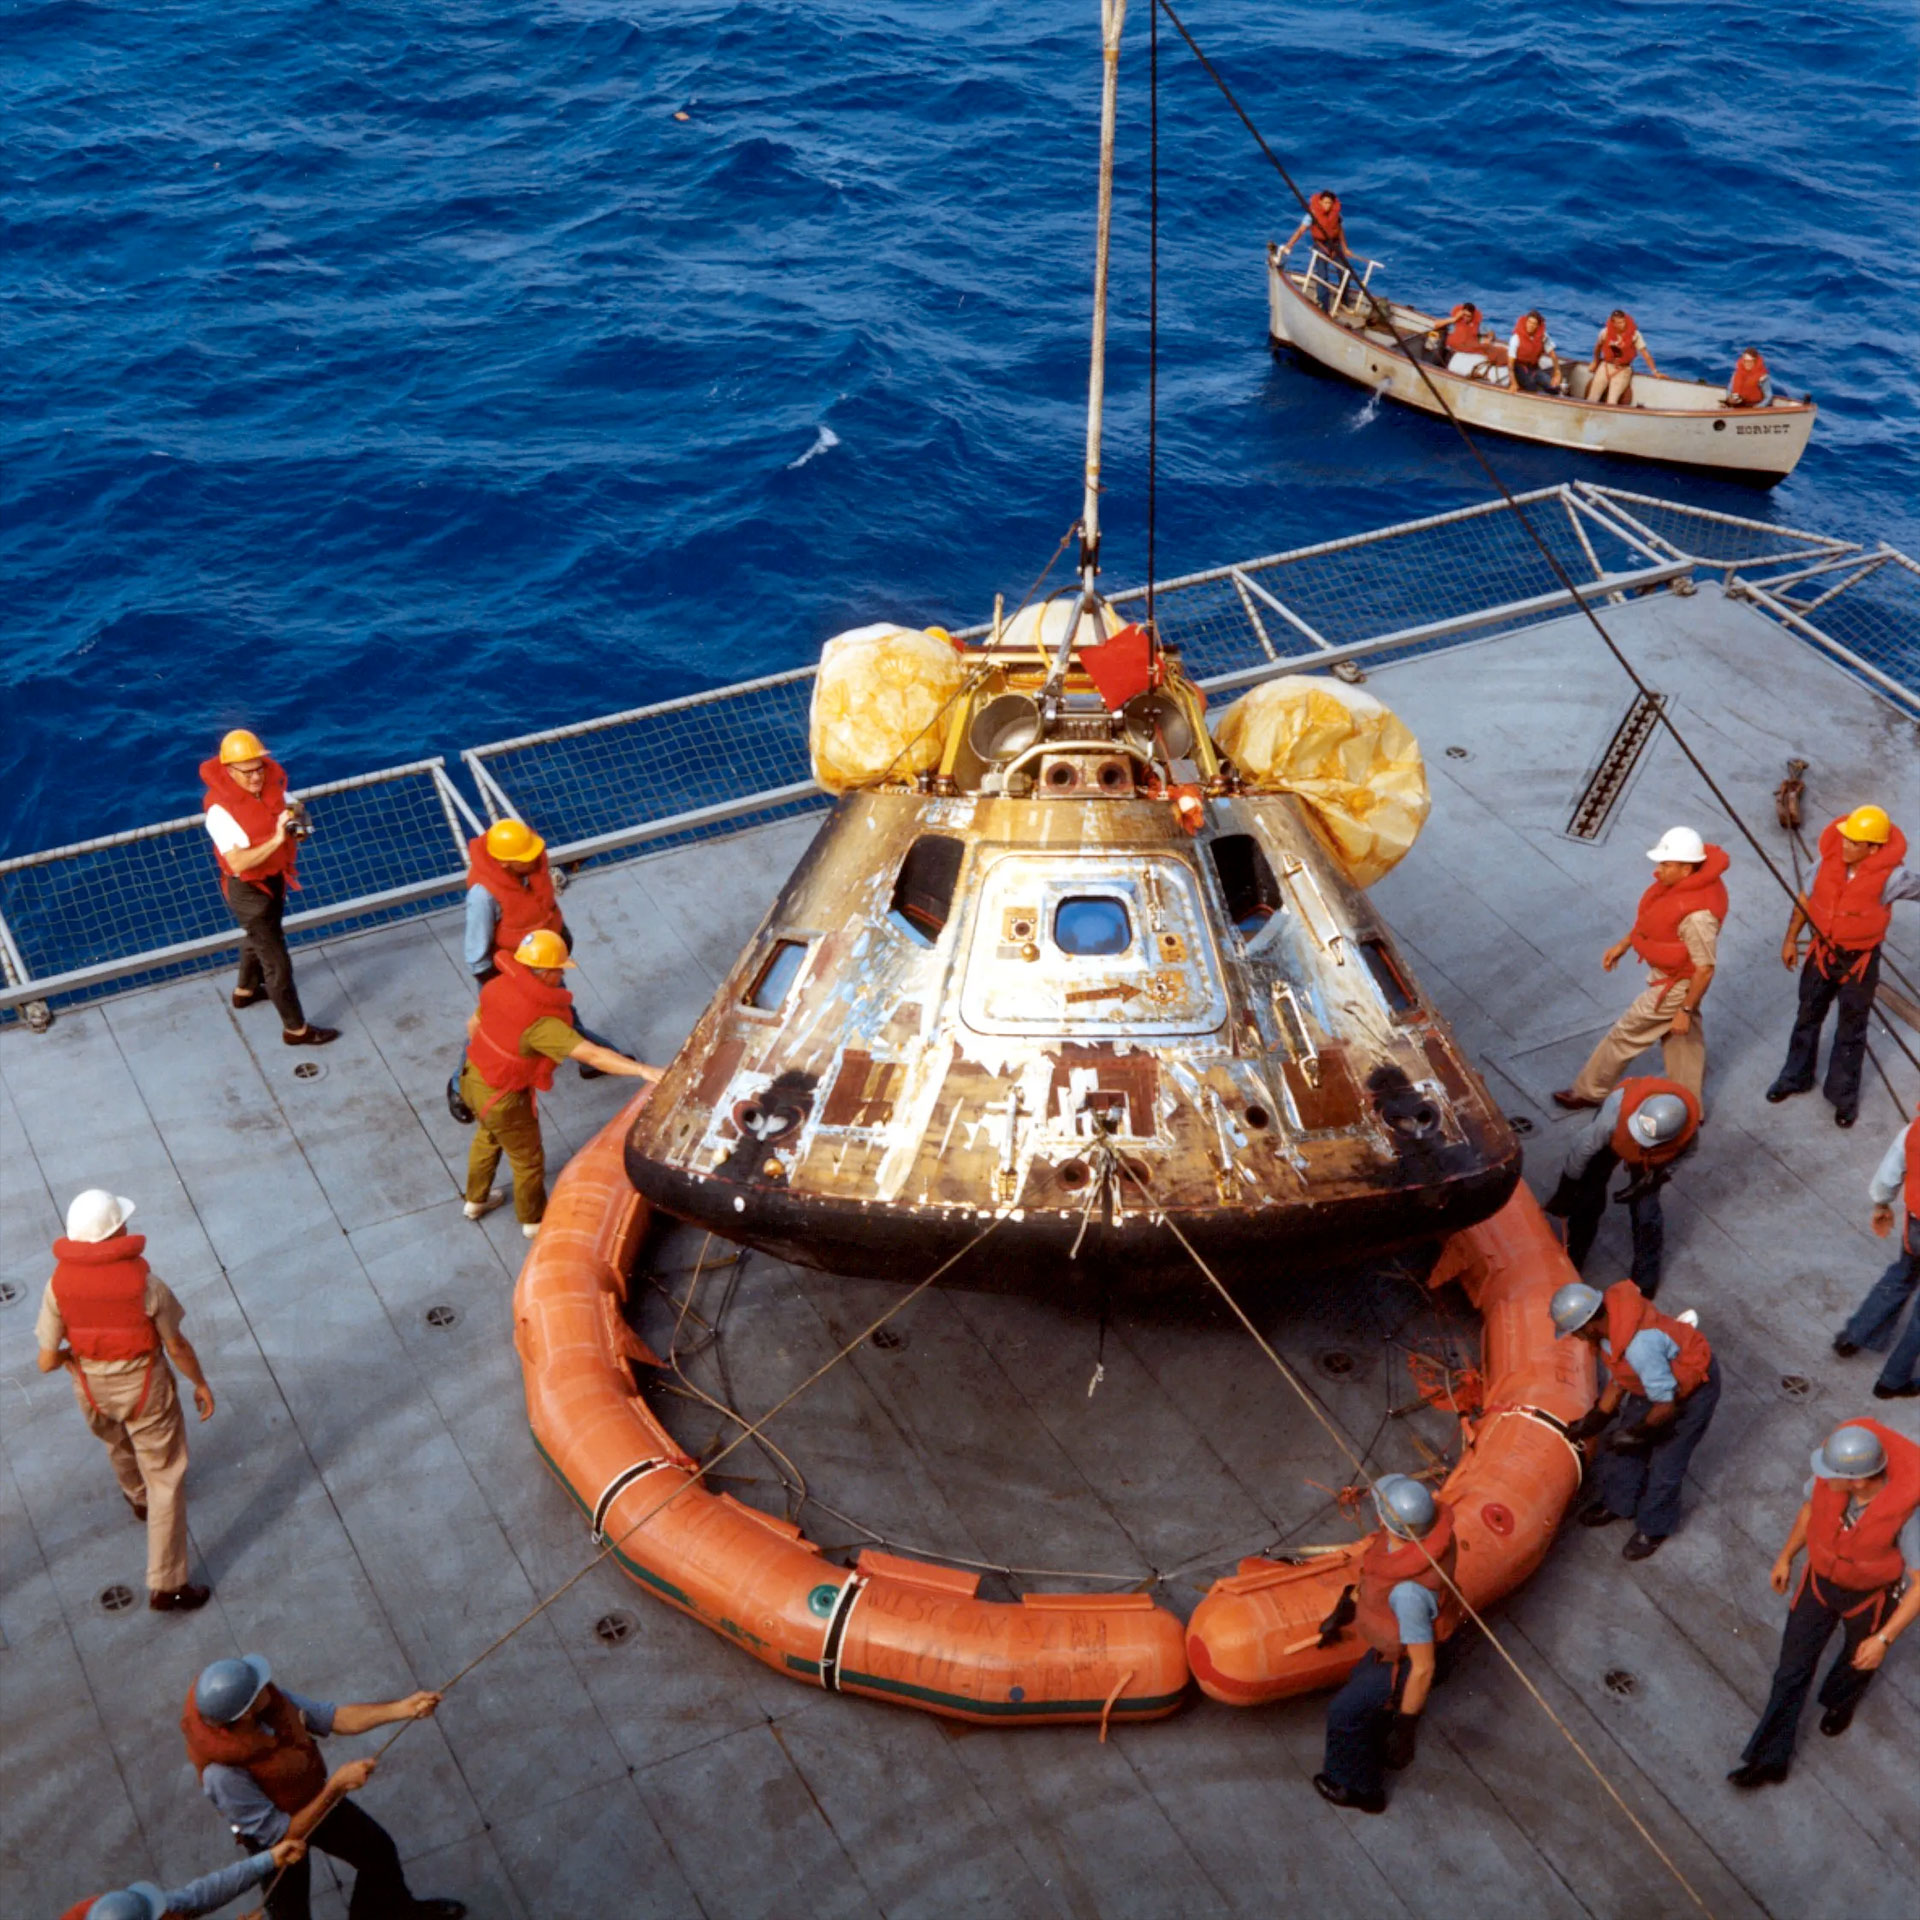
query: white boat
[{"left": 1266, "top": 241, "right": 1816, "bottom": 484}]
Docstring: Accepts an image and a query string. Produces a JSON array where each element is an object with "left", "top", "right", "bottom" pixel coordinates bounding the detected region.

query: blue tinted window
[
  {"left": 1053, "top": 896, "right": 1131, "bottom": 957},
  {"left": 747, "top": 940, "right": 807, "bottom": 1010}
]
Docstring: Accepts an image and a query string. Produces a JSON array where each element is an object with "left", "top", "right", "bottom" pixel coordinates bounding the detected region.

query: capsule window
[
  {"left": 746, "top": 939, "right": 808, "bottom": 1011},
  {"left": 887, "top": 834, "right": 964, "bottom": 947},
  {"left": 1053, "top": 896, "right": 1132, "bottom": 957},
  {"left": 1361, "top": 936, "right": 1418, "bottom": 1015},
  {"left": 1210, "top": 833, "right": 1284, "bottom": 935}
]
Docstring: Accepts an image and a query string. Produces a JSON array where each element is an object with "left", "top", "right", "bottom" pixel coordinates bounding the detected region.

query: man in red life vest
[
  {"left": 461, "top": 928, "right": 662, "bottom": 1235},
  {"left": 1554, "top": 1278, "right": 1720, "bottom": 1560},
  {"left": 1281, "top": 190, "right": 1350, "bottom": 311},
  {"left": 1724, "top": 347, "right": 1775, "bottom": 407},
  {"left": 462, "top": 816, "right": 566, "bottom": 988},
  {"left": 1555, "top": 826, "right": 1727, "bottom": 1110},
  {"left": 1587, "top": 308, "right": 1658, "bottom": 406},
  {"left": 1311, "top": 1475, "right": 1457, "bottom": 1814},
  {"left": 1545, "top": 1078, "right": 1699, "bottom": 1299},
  {"left": 1832, "top": 1102, "right": 1920, "bottom": 1398},
  {"left": 1767, "top": 804, "right": 1917, "bottom": 1128},
  {"left": 60, "top": 1838, "right": 305, "bottom": 1920},
  {"left": 200, "top": 729, "right": 336, "bottom": 1046},
  {"left": 35, "top": 1189, "right": 216, "bottom": 1612},
  {"left": 183, "top": 1654, "right": 462, "bottom": 1918},
  {"left": 1728, "top": 1421, "right": 1920, "bottom": 1787},
  {"left": 1507, "top": 310, "right": 1565, "bottom": 393}
]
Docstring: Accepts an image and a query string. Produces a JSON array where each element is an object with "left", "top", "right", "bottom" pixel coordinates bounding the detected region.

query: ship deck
[{"left": 5, "top": 580, "right": 1918, "bottom": 1919}]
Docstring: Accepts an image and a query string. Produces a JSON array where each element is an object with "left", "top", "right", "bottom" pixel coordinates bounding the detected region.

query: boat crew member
[
  {"left": 1555, "top": 827, "right": 1727, "bottom": 1109},
  {"left": 1508, "top": 311, "right": 1565, "bottom": 394},
  {"left": 35, "top": 1190, "right": 215, "bottom": 1613},
  {"left": 463, "top": 816, "right": 567, "bottom": 988},
  {"left": 200, "top": 729, "right": 337, "bottom": 1047},
  {"left": 60, "top": 1840, "right": 306, "bottom": 1920},
  {"left": 1587, "top": 309, "right": 1658, "bottom": 406},
  {"left": 1442, "top": 302, "right": 1506, "bottom": 377},
  {"left": 1728, "top": 1421, "right": 1920, "bottom": 1788},
  {"left": 183, "top": 1655, "right": 464, "bottom": 1920},
  {"left": 1311, "top": 1475, "right": 1458, "bottom": 1815},
  {"left": 1544, "top": 1078, "right": 1699, "bottom": 1299},
  {"left": 1724, "top": 348, "right": 1774, "bottom": 407},
  {"left": 461, "top": 929, "right": 661, "bottom": 1235},
  {"left": 1766, "top": 805, "right": 1916, "bottom": 1128},
  {"left": 1554, "top": 1278, "right": 1719, "bottom": 1560},
  {"left": 1282, "top": 190, "right": 1350, "bottom": 310},
  {"left": 1832, "top": 1103, "right": 1920, "bottom": 1398}
]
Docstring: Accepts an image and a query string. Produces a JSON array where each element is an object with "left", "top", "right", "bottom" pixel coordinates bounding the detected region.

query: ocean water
[{"left": 4, "top": 0, "right": 1916, "bottom": 856}]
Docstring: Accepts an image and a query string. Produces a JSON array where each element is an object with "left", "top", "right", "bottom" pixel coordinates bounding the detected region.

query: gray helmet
[
  {"left": 1811, "top": 1425, "right": 1887, "bottom": 1481},
  {"left": 1626, "top": 1093, "right": 1691, "bottom": 1150},
  {"left": 89, "top": 1890, "right": 166, "bottom": 1920},
  {"left": 1372, "top": 1473, "right": 1437, "bottom": 1539},
  {"left": 195, "top": 1653, "right": 272, "bottom": 1726},
  {"left": 1550, "top": 1281, "right": 1604, "bottom": 1338}
]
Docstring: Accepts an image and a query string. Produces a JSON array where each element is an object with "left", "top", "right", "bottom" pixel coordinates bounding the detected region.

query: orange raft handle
[
  {"left": 513, "top": 1093, "right": 1189, "bottom": 1726},
  {"left": 1186, "top": 1183, "right": 1597, "bottom": 1704}
]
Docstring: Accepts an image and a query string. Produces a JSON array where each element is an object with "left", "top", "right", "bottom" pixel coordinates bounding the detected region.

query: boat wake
[{"left": 788, "top": 425, "right": 841, "bottom": 468}]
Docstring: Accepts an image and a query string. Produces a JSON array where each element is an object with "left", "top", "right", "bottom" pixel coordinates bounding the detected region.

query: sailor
[
  {"left": 1724, "top": 348, "right": 1774, "bottom": 407},
  {"left": 1544, "top": 1077, "right": 1699, "bottom": 1299},
  {"left": 461, "top": 929, "right": 662, "bottom": 1235},
  {"left": 1311, "top": 1475, "right": 1458, "bottom": 1815},
  {"left": 1766, "top": 804, "right": 1917, "bottom": 1128},
  {"left": 1555, "top": 827, "right": 1727, "bottom": 1110},
  {"left": 1508, "top": 310, "right": 1565, "bottom": 394},
  {"left": 1728, "top": 1421, "right": 1920, "bottom": 1788},
  {"left": 200, "top": 729, "right": 337, "bottom": 1047},
  {"left": 1282, "top": 190, "right": 1350, "bottom": 310},
  {"left": 1832, "top": 1102, "right": 1920, "bottom": 1398},
  {"left": 182, "top": 1654, "right": 464, "bottom": 1919},
  {"left": 1554, "top": 1279, "right": 1720, "bottom": 1560},
  {"left": 463, "top": 816, "right": 566, "bottom": 989},
  {"left": 59, "top": 1840, "right": 305, "bottom": 1920},
  {"left": 35, "top": 1190, "right": 215, "bottom": 1613},
  {"left": 1587, "top": 309, "right": 1658, "bottom": 406}
]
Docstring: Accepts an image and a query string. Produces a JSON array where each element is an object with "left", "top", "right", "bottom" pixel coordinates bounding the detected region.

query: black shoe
[
  {"left": 1311, "top": 1773, "right": 1385, "bottom": 1815},
  {"left": 282, "top": 1025, "right": 340, "bottom": 1047},
  {"left": 232, "top": 987, "right": 268, "bottom": 1009},
  {"left": 1623, "top": 1531, "right": 1664, "bottom": 1561},
  {"left": 1872, "top": 1380, "right": 1920, "bottom": 1399},
  {"left": 1764, "top": 1082, "right": 1806, "bottom": 1104},
  {"left": 149, "top": 1583, "right": 211, "bottom": 1613},
  {"left": 1832, "top": 1337, "right": 1860, "bottom": 1358},
  {"left": 1819, "top": 1703, "right": 1856, "bottom": 1738},
  {"left": 1578, "top": 1504, "right": 1622, "bottom": 1529},
  {"left": 1834, "top": 1109, "right": 1857, "bottom": 1129},
  {"left": 1726, "top": 1761, "right": 1787, "bottom": 1790}
]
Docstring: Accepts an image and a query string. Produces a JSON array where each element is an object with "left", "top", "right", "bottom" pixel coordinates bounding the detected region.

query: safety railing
[{"left": 2, "top": 487, "right": 1910, "bottom": 1023}]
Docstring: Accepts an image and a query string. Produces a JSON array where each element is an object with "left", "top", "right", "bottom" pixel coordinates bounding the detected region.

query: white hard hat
[
  {"left": 1647, "top": 827, "right": 1706, "bottom": 864},
  {"left": 65, "top": 1189, "right": 136, "bottom": 1243}
]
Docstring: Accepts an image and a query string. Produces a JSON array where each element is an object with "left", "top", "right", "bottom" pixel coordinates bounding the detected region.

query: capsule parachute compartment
[{"left": 809, "top": 623, "right": 968, "bottom": 794}]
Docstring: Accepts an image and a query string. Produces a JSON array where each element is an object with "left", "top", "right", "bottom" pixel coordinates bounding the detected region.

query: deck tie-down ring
[{"left": 592, "top": 1458, "right": 672, "bottom": 1542}]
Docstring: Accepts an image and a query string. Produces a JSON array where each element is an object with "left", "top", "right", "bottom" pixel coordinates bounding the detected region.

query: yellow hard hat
[
  {"left": 485, "top": 818, "right": 545, "bottom": 863},
  {"left": 1842, "top": 804, "right": 1891, "bottom": 845},
  {"left": 514, "top": 929, "right": 575, "bottom": 970},
  {"left": 219, "top": 728, "right": 268, "bottom": 765}
]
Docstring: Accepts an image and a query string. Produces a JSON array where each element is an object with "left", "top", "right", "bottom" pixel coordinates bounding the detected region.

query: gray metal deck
[{"left": 4, "top": 581, "right": 1917, "bottom": 1919}]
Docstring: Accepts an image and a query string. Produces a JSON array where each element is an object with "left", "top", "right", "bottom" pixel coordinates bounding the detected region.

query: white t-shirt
[{"left": 204, "top": 805, "right": 254, "bottom": 855}]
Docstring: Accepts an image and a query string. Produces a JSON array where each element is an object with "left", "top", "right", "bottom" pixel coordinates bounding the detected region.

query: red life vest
[
  {"left": 59, "top": 1902, "right": 95, "bottom": 1920},
  {"left": 1600, "top": 1280, "right": 1712, "bottom": 1400},
  {"left": 1901, "top": 1113, "right": 1920, "bottom": 1250},
  {"left": 1728, "top": 351, "right": 1769, "bottom": 405},
  {"left": 1628, "top": 845, "right": 1729, "bottom": 989},
  {"left": 1598, "top": 313, "right": 1639, "bottom": 365},
  {"left": 1806, "top": 1419, "right": 1920, "bottom": 1593},
  {"left": 181, "top": 1681, "right": 329, "bottom": 1813},
  {"left": 1354, "top": 1504, "right": 1461, "bottom": 1659},
  {"left": 1309, "top": 193, "right": 1345, "bottom": 255},
  {"left": 50, "top": 1235, "right": 158, "bottom": 1362},
  {"left": 200, "top": 756, "right": 300, "bottom": 891},
  {"left": 1512, "top": 314, "right": 1547, "bottom": 366},
  {"left": 466, "top": 953, "right": 577, "bottom": 1100},
  {"left": 465, "top": 835, "right": 563, "bottom": 957},
  {"left": 1445, "top": 305, "right": 1482, "bottom": 355},
  {"left": 1804, "top": 816, "right": 1908, "bottom": 960},
  {"left": 1609, "top": 1077, "right": 1701, "bottom": 1168}
]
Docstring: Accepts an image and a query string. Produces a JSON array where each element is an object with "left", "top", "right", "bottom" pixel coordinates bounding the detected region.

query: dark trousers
[
  {"left": 1561, "top": 1152, "right": 1667, "bottom": 1298},
  {"left": 224, "top": 873, "right": 306, "bottom": 1030},
  {"left": 1594, "top": 1356, "right": 1720, "bottom": 1539},
  {"left": 263, "top": 1797, "right": 415, "bottom": 1919},
  {"left": 1321, "top": 1649, "right": 1403, "bottom": 1797},
  {"left": 1840, "top": 1222, "right": 1920, "bottom": 1391},
  {"left": 1513, "top": 360, "right": 1559, "bottom": 394},
  {"left": 1772, "top": 944, "right": 1879, "bottom": 1118},
  {"left": 1741, "top": 1574, "right": 1891, "bottom": 1773}
]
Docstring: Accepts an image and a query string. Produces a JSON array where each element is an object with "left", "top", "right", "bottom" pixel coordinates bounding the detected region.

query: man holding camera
[{"left": 200, "top": 730, "right": 336, "bottom": 1046}]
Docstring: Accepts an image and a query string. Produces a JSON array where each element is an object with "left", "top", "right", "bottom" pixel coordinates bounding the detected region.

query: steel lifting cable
[{"left": 1116, "top": 1159, "right": 1715, "bottom": 1916}]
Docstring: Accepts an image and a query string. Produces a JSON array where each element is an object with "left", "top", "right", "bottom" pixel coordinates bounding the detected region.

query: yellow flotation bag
[
  {"left": 1211, "top": 675, "right": 1429, "bottom": 886},
  {"left": 809, "top": 623, "right": 967, "bottom": 794}
]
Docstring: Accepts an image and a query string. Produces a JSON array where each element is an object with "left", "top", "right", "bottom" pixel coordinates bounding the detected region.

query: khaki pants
[
  {"left": 463, "top": 1065, "right": 548, "bottom": 1222},
  {"left": 73, "top": 1359, "right": 191, "bottom": 1592},
  {"left": 1569, "top": 980, "right": 1705, "bottom": 1104},
  {"left": 1590, "top": 361, "right": 1633, "bottom": 406}
]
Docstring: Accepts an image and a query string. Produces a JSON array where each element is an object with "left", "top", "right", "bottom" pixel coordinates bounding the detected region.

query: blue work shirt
[
  {"left": 1387, "top": 1580, "right": 1440, "bottom": 1647},
  {"left": 150, "top": 1851, "right": 278, "bottom": 1916},
  {"left": 1600, "top": 1327, "right": 1680, "bottom": 1403},
  {"left": 199, "top": 1688, "right": 336, "bottom": 1846},
  {"left": 463, "top": 885, "right": 503, "bottom": 975}
]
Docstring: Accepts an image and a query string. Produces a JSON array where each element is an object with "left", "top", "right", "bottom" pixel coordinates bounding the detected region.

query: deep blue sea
[{"left": 5, "top": 1, "right": 1916, "bottom": 855}]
